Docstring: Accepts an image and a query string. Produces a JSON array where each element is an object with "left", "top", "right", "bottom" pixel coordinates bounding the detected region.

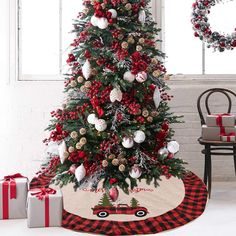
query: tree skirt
[{"left": 30, "top": 172, "right": 207, "bottom": 235}]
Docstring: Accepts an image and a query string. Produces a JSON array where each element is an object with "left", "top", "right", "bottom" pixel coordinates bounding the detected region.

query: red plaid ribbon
[
  {"left": 30, "top": 187, "right": 56, "bottom": 227},
  {"left": 2, "top": 173, "right": 26, "bottom": 219},
  {"left": 215, "top": 113, "right": 231, "bottom": 127}
]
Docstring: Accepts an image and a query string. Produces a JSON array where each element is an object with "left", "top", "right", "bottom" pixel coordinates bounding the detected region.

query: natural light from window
[
  {"left": 20, "top": 0, "right": 82, "bottom": 79},
  {"left": 165, "top": 0, "right": 236, "bottom": 75}
]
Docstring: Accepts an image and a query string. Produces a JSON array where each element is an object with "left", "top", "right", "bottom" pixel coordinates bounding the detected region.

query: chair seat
[{"left": 198, "top": 137, "right": 236, "bottom": 146}]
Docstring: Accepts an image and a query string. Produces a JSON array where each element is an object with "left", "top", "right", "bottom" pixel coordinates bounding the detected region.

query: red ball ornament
[
  {"left": 109, "top": 178, "right": 118, "bottom": 185},
  {"left": 109, "top": 187, "right": 119, "bottom": 202}
]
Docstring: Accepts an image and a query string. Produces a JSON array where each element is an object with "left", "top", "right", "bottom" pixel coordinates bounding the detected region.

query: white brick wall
[
  {"left": 1, "top": 78, "right": 236, "bottom": 181},
  {"left": 169, "top": 77, "right": 236, "bottom": 181}
]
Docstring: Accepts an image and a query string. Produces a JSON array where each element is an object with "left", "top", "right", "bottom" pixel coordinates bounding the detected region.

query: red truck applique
[{"left": 92, "top": 204, "right": 149, "bottom": 218}]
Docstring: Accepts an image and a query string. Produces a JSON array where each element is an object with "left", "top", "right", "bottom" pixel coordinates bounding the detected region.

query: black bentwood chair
[{"left": 197, "top": 88, "right": 236, "bottom": 198}]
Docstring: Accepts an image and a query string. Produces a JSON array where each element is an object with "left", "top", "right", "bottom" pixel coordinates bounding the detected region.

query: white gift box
[
  {"left": 27, "top": 188, "right": 63, "bottom": 228},
  {"left": 0, "top": 176, "right": 28, "bottom": 219}
]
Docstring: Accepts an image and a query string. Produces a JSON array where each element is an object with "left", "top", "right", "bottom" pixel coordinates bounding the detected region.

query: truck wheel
[
  {"left": 97, "top": 211, "right": 109, "bottom": 218},
  {"left": 135, "top": 210, "right": 147, "bottom": 217}
]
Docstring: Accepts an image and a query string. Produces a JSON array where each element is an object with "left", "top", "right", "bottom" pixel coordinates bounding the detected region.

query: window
[
  {"left": 163, "top": 0, "right": 236, "bottom": 75},
  {"left": 17, "top": 0, "right": 83, "bottom": 81}
]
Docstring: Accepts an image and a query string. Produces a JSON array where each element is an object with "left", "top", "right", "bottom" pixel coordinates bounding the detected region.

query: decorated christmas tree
[{"left": 43, "top": 0, "right": 186, "bottom": 197}]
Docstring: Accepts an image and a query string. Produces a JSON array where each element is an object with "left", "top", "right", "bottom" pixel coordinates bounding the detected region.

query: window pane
[
  {"left": 21, "top": 0, "right": 60, "bottom": 75},
  {"left": 164, "top": 0, "right": 202, "bottom": 74},
  {"left": 61, "top": 0, "right": 83, "bottom": 73},
  {"left": 205, "top": 1, "right": 236, "bottom": 74}
]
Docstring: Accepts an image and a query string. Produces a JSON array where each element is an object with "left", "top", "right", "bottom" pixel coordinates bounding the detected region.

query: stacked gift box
[
  {"left": 202, "top": 113, "right": 236, "bottom": 142},
  {"left": 0, "top": 173, "right": 63, "bottom": 228}
]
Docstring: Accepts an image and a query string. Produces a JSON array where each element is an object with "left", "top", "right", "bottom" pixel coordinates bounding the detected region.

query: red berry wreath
[{"left": 191, "top": 0, "right": 236, "bottom": 52}]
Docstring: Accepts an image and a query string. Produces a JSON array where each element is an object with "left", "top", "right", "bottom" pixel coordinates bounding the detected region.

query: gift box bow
[
  {"left": 30, "top": 187, "right": 57, "bottom": 200},
  {"left": 215, "top": 113, "right": 232, "bottom": 127},
  {"left": 2, "top": 173, "right": 27, "bottom": 199}
]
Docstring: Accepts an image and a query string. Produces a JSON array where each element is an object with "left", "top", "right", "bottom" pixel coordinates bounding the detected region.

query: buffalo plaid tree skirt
[{"left": 30, "top": 172, "right": 208, "bottom": 235}]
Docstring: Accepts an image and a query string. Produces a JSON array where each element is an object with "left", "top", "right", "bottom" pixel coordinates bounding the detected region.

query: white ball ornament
[
  {"left": 87, "top": 114, "right": 98, "bottom": 125},
  {"left": 97, "top": 17, "right": 109, "bottom": 29},
  {"left": 122, "top": 137, "right": 134, "bottom": 149},
  {"left": 58, "top": 140, "right": 67, "bottom": 164},
  {"left": 129, "top": 165, "right": 142, "bottom": 179},
  {"left": 108, "top": 9, "right": 117, "bottom": 18},
  {"left": 158, "top": 147, "right": 169, "bottom": 156},
  {"left": 91, "top": 15, "right": 99, "bottom": 26},
  {"left": 75, "top": 164, "right": 86, "bottom": 183},
  {"left": 136, "top": 71, "right": 147, "bottom": 83},
  {"left": 138, "top": 10, "right": 146, "bottom": 25},
  {"left": 123, "top": 71, "right": 136, "bottom": 83},
  {"left": 133, "top": 130, "right": 146, "bottom": 144},
  {"left": 153, "top": 87, "right": 162, "bottom": 109},
  {"left": 110, "top": 87, "right": 123, "bottom": 103},
  {"left": 82, "top": 59, "right": 91, "bottom": 80},
  {"left": 167, "top": 141, "right": 180, "bottom": 154},
  {"left": 95, "top": 119, "right": 107, "bottom": 132}
]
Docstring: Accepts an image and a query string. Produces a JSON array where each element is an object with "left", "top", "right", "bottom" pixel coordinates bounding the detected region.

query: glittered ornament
[
  {"left": 138, "top": 10, "right": 146, "bottom": 25},
  {"left": 91, "top": 15, "right": 99, "bottom": 26},
  {"left": 82, "top": 59, "right": 91, "bottom": 80},
  {"left": 153, "top": 87, "right": 161, "bottom": 109},
  {"left": 75, "top": 164, "right": 86, "bottom": 183},
  {"left": 87, "top": 114, "right": 98, "bottom": 124},
  {"left": 134, "top": 130, "right": 146, "bottom": 144},
  {"left": 122, "top": 137, "right": 134, "bottom": 149},
  {"left": 167, "top": 141, "right": 180, "bottom": 154},
  {"left": 110, "top": 87, "right": 123, "bottom": 103},
  {"left": 129, "top": 165, "right": 142, "bottom": 179},
  {"left": 136, "top": 71, "right": 147, "bottom": 83},
  {"left": 95, "top": 119, "right": 107, "bottom": 132},
  {"left": 108, "top": 9, "right": 117, "bottom": 18},
  {"left": 58, "top": 140, "right": 68, "bottom": 164},
  {"left": 123, "top": 71, "right": 135, "bottom": 83},
  {"left": 97, "top": 17, "right": 108, "bottom": 29},
  {"left": 109, "top": 187, "right": 119, "bottom": 202}
]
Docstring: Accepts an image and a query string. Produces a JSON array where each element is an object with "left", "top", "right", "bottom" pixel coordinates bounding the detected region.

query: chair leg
[
  {"left": 233, "top": 146, "right": 236, "bottom": 176},
  {"left": 204, "top": 146, "right": 208, "bottom": 186},
  {"left": 206, "top": 145, "right": 212, "bottom": 198}
]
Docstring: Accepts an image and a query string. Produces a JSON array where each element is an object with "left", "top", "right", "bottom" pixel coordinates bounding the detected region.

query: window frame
[
  {"left": 12, "top": 0, "right": 65, "bottom": 81},
  {"left": 158, "top": 0, "right": 236, "bottom": 78},
  {"left": 9, "top": 0, "right": 236, "bottom": 82}
]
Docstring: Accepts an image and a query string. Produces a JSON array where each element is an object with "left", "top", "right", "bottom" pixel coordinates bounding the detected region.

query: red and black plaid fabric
[{"left": 30, "top": 172, "right": 208, "bottom": 235}]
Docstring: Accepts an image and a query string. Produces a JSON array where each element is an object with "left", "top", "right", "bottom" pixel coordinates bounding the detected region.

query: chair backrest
[{"left": 197, "top": 88, "right": 236, "bottom": 125}]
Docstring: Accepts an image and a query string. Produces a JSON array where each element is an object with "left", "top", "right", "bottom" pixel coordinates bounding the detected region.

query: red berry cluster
[
  {"left": 50, "top": 109, "right": 78, "bottom": 121},
  {"left": 130, "top": 52, "right": 148, "bottom": 74},
  {"left": 68, "top": 151, "right": 87, "bottom": 163},
  {"left": 49, "top": 123, "right": 69, "bottom": 142},
  {"left": 161, "top": 165, "right": 171, "bottom": 179},
  {"left": 37, "top": 156, "right": 61, "bottom": 176}
]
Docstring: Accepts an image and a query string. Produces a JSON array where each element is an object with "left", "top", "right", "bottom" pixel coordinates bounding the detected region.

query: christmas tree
[
  {"left": 130, "top": 197, "right": 139, "bottom": 207},
  {"left": 44, "top": 0, "right": 186, "bottom": 195},
  {"left": 98, "top": 193, "right": 114, "bottom": 207}
]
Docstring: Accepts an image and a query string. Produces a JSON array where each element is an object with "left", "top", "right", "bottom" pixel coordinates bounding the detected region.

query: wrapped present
[
  {"left": 221, "top": 133, "right": 236, "bottom": 142},
  {"left": 202, "top": 125, "right": 236, "bottom": 141},
  {"left": 206, "top": 114, "right": 235, "bottom": 127},
  {"left": 27, "top": 187, "right": 63, "bottom": 228},
  {"left": 0, "top": 173, "right": 28, "bottom": 219}
]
